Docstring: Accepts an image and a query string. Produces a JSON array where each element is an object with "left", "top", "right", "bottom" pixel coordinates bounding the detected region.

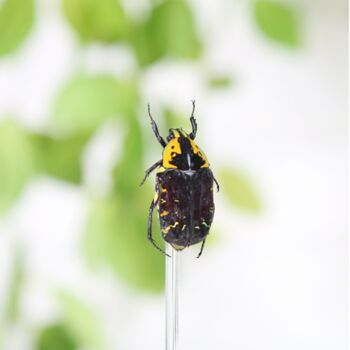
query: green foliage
[
  {"left": 84, "top": 116, "right": 165, "bottom": 292},
  {"left": 131, "top": 0, "right": 202, "bottom": 66},
  {"left": 0, "top": 121, "right": 91, "bottom": 215},
  {"left": 0, "top": 120, "right": 36, "bottom": 214},
  {"left": 4, "top": 248, "right": 24, "bottom": 323},
  {"left": 30, "top": 133, "right": 90, "bottom": 184},
  {"left": 0, "top": 0, "right": 34, "bottom": 56},
  {"left": 254, "top": 0, "right": 299, "bottom": 46},
  {"left": 62, "top": 0, "right": 127, "bottom": 43},
  {"left": 53, "top": 75, "right": 138, "bottom": 134},
  {"left": 36, "top": 324, "right": 77, "bottom": 350},
  {"left": 58, "top": 291, "right": 106, "bottom": 350},
  {"left": 208, "top": 76, "right": 232, "bottom": 89},
  {"left": 85, "top": 195, "right": 165, "bottom": 292},
  {"left": 219, "top": 168, "right": 261, "bottom": 213},
  {"left": 113, "top": 116, "right": 144, "bottom": 196},
  {"left": 163, "top": 108, "right": 188, "bottom": 131}
]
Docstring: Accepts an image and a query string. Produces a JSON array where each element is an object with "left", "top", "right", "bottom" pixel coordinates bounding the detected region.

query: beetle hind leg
[
  {"left": 211, "top": 173, "right": 220, "bottom": 192},
  {"left": 148, "top": 198, "right": 171, "bottom": 257},
  {"left": 196, "top": 239, "right": 206, "bottom": 259},
  {"left": 213, "top": 177, "right": 220, "bottom": 192}
]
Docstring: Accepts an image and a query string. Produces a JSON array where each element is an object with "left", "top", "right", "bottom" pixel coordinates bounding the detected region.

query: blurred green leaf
[
  {"left": 208, "top": 76, "right": 232, "bottom": 89},
  {"left": 84, "top": 194, "right": 165, "bottom": 293},
  {"left": 52, "top": 75, "right": 138, "bottom": 134},
  {"left": 113, "top": 116, "right": 144, "bottom": 196},
  {"left": 254, "top": 0, "right": 299, "bottom": 46},
  {"left": 84, "top": 116, "right": 165, "bottom": 292},
  {"left": 0, "top": 120, "right": 35, "bottom": 214},
  {"left": 163, "top": 108, "right": 188, "bottom": 131},
  {"left": 219, "top": 168, "right": 261, "bottom": 213},
  {"left": 4, "top": 248, "right": 24, "bottom": 323},
  {"left": 58, "top": 291, "right": 105, "bottom": 350},
  {"left": 30, "top": 133, "right": 90, "bottom": 184},
  {"left": 131, "top": 0, "right": 202, "bottom": 66},
  {"left": 0, "top": 0, "right": 34, "bottom": 56},
  {"left": 62, "top": 0, "right": 127, "bottom": 43},
  {"left": 36, "top": 324, "right": 77, "bottom": 350}
]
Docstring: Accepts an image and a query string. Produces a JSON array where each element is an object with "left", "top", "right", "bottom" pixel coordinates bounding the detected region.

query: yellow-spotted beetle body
[{"left": 141, "top": 102, "right": 219, "bottom": 258}]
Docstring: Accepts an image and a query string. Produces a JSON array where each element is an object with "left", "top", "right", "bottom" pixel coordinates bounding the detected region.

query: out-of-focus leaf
[
  {"left": 0, "top": 120, "right": 35, "bottom": 214},
  {"left": 208, "top": 76, "right": 232, "bottom": 89},
  {"left": 84, "top": 116, "right": 165, "bottom": 292},
  {"left": 113, "top": 116, "right": 143, "bottom": 196},
  {"left": 254, "top": 0, "right": 299, "bottom": 46},
  {"left": 219, "top": 168, "right": 261, "bottom": 213},
  {"left": 62, "top": 0, "right": 126, "bottom": 43},
  {"left": 58, "top": 291, "right": 105, "bottom": 350},
  {"left": 52, "top": 75, "right": 138, "bottom": 134},
  {"left": 4, "top": 248, "right": 24, "bottom": 323},
  {"left": 36, "top": 324, "right": 77, "bottom": 350},
  {"left": 131, "top": 0, "right": 201, "bottom": 66},
  {"left": 84, "top": 194, "right": 165, "bottom": 293},
  {"left": 30, "top": 133, "right": 90, "bottom": 184},
  {"left": 163, "top": 108, "right": 188, "bottom": 131},
  {"left": 0, "top": 0, "right": 34, "bottom": 56}
]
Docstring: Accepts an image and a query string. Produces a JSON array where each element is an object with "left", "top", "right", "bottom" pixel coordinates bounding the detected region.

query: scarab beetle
[{"left": 141, "top": 101, "right": 219, "bottom": 258}]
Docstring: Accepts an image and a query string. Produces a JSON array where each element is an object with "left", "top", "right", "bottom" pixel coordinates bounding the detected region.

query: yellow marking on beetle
[
  {"left": 162, "top": 128, "right": 209, "bottom": 168},
  {"left": 163, "top": 222, "right": 179, "bottom": 234},
  {"left": 163, "top": 130, "right": 182, "bottom": 168},
  {"left": 188, "top": 138, "right": 209, "bottom": 168},
  {"left": 182, "top": 224, "right": 187, "bottom": 231},
  {"left": 159, "top": 185, "right": 168, "bottom": 193},
  {"left": 153, "top": 192, "right": 159, "bottom": 202},
  {"left": 160, "top": 199, "right": 166, "bottom": 204},
  {"left": 157, "top": 166, "right": 166, "bottom": 173},
  {"left": 160, "top": 211, "right": 169, "bottom": 217}
]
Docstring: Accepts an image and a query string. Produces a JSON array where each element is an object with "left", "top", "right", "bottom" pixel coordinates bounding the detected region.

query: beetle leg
[
  {"left": 196, "top": 239, "right": 206, "bottom": 258},
  {"left": 148, "top": 104, "right": 167, "bottom": 147},
  {"left": 211, "top": 173, "right": 220, "bottom": 192},
  {"left": 213, "top": 177, "right": 220, "bottom": 192},
  {"left": 189, "top": 100, "right": 197, "bottom": 140},
  {"left": 148, "top": 197, "right": 171, "bottom": 257},
  {"left": 140, "top": 159, "right": 162, "bottom": 186}
]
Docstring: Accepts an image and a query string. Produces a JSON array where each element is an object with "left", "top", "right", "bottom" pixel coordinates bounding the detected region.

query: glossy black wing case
[{"left": 156, "top": 168, "right": 215, "bottom": 249}]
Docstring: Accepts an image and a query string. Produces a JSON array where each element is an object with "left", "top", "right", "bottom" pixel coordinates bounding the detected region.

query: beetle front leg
[
  {"left": 189, "top": 100, "right": 197, "bottom": 140},
  {"left": 148, "top": 104, "right": 167, "bottom": 147},
  {"left": 148, "top": 197, "right": 171, "bottom": 257},
  {"left": 140, "top": 159, "right": 162, "bottom": 186}
]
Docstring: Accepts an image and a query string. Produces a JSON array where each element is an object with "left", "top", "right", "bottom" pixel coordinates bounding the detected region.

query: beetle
[{"left": 141, "top": 101, "right": 219, "bottom": 258}]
